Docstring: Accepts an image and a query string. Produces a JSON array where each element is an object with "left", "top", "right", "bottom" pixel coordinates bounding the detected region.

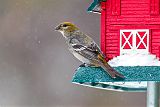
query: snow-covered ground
[{"left": 108, "top": 53, "right": 160, "bottom": 66}]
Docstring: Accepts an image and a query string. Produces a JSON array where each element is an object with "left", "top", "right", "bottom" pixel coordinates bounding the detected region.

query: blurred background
[{"left": 0, "top": 0, "right": 147, "bottom": 107}]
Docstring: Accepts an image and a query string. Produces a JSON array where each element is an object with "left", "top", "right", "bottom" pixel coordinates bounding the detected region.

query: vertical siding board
[
  {"left": 111, "top": 0, "right": 116, "bottom": 15},
  {"left": 150, "top": 0, "right": 159, "bottom": 15},
  {"left": 116, "top": 0, "right": 121, "bottom": 15},
  {"left": 101, "top": 2, "right": 106, "bottom": 56},
  {"left": 151, "top": 29, "right": 160, "bottom": 58},
  {"left": 159, "top": 46, "right": 160, "bottom": 59},
  {"left": 118, "top": 30, "right": 120, "bottom": 56},
  {"left": 155, "top": 0, "right": 159, "bottom": 14},
  {"left": 111, "top": 0, "right": 121, "bottom": 15},
  {"left": 150, "top": 0, "right": 154, "bottom": 14},
  {"left": 149, "top": 30, "right": 152, "bottom": 53}
]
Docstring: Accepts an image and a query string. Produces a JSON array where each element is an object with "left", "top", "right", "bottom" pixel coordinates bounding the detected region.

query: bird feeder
[{"left": 72, "top": 0, "right": 160, "bottom": 106}]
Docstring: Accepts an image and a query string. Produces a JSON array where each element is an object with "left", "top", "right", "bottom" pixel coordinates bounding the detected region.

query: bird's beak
[{"left": 55, "top": 25, "right": 60, "bottom": 31}]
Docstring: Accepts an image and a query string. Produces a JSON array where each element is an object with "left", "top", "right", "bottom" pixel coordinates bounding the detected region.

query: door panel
[{"left": 120, "top": 29, "right": 149, "bottom": 54}]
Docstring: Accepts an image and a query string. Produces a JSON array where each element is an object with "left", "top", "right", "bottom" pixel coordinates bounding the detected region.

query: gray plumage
[{"left": 55, "top": 22, "right": 125, "bottom": 79}]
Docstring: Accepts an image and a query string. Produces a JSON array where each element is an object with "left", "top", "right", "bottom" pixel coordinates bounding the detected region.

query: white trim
[{"left": 120, "top": 29, "right": 149, "bottom": 55}]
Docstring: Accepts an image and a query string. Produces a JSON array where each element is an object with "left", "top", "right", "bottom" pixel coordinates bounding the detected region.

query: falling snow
[{"left": 38, "top": 40, "right": 41, "bottom": 44}]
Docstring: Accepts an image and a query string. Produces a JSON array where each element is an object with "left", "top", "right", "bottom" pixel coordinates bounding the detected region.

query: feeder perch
[{"left": 72, "top": 0, "right": 160, "bottom": 107}]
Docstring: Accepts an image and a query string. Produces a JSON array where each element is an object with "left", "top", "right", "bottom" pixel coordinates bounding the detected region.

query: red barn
[{"left": 88, "top": 0, "right": 160, "bottom": 60}]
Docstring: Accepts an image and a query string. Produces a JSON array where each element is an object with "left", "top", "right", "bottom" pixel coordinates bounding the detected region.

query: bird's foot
[
  {"left": 85, "top": 64, "right": 99, "bottom": 68},
  {"left": 79, "top": 63, "right": 86, "bottom": 67},
  {"left": 79, "top": 63, "right": 100, "bottom": 68}
]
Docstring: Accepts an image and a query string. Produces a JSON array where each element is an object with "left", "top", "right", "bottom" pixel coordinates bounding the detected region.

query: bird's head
[{"left": 55, "top": 22, "right": 79, "bottom": 36}]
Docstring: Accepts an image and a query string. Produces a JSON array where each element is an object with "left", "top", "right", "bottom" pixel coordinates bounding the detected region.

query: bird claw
[
  {"left": 79, "top": 63, "right": 98, "bottom": 67},
  {"left": 79, "top": 63, "right": 86, "bottom": 67}
]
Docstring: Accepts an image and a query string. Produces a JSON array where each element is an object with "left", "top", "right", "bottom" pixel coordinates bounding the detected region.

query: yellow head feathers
[{"left": 55, "top": 22, "right": 79, "bottom": 33}]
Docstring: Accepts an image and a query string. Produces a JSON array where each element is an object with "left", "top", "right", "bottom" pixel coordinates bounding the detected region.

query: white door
[{"left": 120, "top": 29, "right": 149, "bottom": 55}]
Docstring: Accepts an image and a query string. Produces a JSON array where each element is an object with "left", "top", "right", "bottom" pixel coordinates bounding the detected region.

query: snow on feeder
[{"left": 72, "top": 0, "right": 160, "bottom": 93}]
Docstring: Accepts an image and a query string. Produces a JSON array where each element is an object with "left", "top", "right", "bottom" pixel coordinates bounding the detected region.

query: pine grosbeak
[{"left": 55, "top": 22, "right": 124, "bottom": 79}]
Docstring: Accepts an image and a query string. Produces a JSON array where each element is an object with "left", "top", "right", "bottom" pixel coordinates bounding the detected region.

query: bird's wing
[
  {"left": 89, "top": 42, "right": 106, "bottom": 58},
  {"left": 71, "top": 44, "right": 99, "bottom": 60},
  {"left": 70, "top": 31, "right": 106, "bottom": 58}
]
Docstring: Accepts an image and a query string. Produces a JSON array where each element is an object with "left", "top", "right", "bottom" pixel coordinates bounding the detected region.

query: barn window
[
  {"left": 111, "top": 0, "right": 121, "bottom": 15},
  {"left": 150, "top": 0, "right": 159, "bottom": 15},
  {"left": 120, "top": 30, "right": 149, "bottom": 55}
]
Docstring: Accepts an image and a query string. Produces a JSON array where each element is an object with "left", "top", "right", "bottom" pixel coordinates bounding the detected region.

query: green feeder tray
[{"left": 72, "top": 66, "right": 160, "bottom": 92}]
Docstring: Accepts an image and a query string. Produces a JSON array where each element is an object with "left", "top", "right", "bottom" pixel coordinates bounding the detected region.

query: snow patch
[{"left": 108, "top": 53, "right": 160, "bottom": 66}]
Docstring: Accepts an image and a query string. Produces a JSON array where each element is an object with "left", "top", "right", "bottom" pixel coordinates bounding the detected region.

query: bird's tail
[
  {"left": 103, "top": 62, "right": 125, "bottom": 79},
  {"left": 97, "top": 54, "right": 125, "bottom": 79}
]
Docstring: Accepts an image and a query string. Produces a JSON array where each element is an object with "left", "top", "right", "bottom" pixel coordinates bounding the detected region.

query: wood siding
[
  {"left": 101, "top": 0, "right": 160, "bottom": 59},
  {"left": 151, "top": 29, "right": 160, "bottom": 58},
  {"left": 150, "top": 0, "right": 159, "bottom": 15}
]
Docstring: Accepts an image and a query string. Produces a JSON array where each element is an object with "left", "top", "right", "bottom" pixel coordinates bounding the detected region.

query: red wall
[{"left": 101, "top": 0, "right": 160, "bottom": 60}]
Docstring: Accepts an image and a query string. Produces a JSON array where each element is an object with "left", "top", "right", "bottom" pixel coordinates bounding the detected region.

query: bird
[{"left": 55, "top": 22, "right": 124, "bottom": 79}]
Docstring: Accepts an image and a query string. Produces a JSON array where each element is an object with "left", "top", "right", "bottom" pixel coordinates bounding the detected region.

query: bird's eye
[{"left": 63, "top": 24, "right": 68, "bottom": 27}]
